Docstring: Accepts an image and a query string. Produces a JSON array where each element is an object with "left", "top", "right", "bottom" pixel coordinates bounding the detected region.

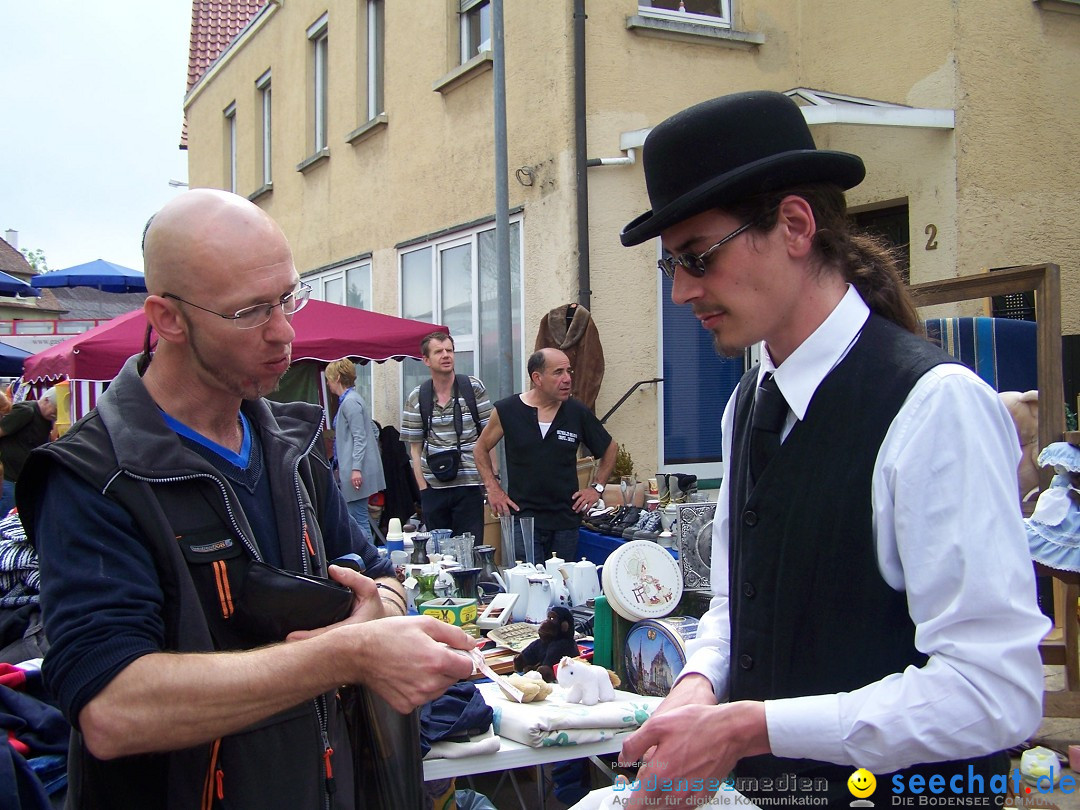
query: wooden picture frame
[{"left": 909, "top": 263, "right": 1071, "bottom": 713}]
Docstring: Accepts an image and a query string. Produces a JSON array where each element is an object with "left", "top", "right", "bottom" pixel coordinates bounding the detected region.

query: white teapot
[
  {"left": 524, "top": 573, "right": 556, "bottom": 624},
  {"left": 567, "top": 558, "right": 601, "bottom": 607},
  {"left": 501, "top": 561, "right": 538, "bottom": 622}
]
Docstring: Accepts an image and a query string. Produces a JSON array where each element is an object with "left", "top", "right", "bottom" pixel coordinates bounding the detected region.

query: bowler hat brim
[{"left": 620, "top": 148, "right": 865, "bottom": 247}]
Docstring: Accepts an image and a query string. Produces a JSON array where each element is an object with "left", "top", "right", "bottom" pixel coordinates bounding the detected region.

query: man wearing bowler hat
[{"left": 618, "top": 91, "right": 1048, "bottom": 806}]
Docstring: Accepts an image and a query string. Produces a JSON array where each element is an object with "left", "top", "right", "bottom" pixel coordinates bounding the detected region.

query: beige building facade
[{"left": 184, "top": 0, "right": 1079, "bottom": 479}]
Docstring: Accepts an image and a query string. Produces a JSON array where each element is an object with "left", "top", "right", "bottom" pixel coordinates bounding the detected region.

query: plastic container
[
  {"left": 385, "top": 517, "right": 405, "bottom": 553},
  {"left": 592, "top": 594, "right": 613, "bottom": 670}
]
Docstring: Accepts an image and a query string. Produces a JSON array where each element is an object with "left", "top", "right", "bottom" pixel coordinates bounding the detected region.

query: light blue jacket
[{"left": 333, "top": 389, "right": 386, "bottom": 501}]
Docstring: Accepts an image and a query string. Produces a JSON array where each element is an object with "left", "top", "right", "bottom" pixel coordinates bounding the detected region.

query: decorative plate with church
[{"left": 623, "top": 616, "right": 699, "bottom": 697}]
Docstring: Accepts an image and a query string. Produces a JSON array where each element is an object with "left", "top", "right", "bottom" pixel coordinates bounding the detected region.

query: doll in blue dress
[{"left": 1026, "top": 442, "right": 1080, "bottom": 572}]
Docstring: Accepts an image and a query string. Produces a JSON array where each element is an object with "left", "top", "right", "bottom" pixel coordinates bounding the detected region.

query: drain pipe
[
  {"left": 573, "top": 0, "right": 591, "bottom": 310},
  {"left": 586, "top": 148, "right": 636, "bottom": 168}
]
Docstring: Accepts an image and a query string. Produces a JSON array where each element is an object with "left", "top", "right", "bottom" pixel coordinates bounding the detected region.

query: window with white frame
[
  {"left": 399, "top": 218, "right": 523, "bottom": 405},
  {"left": 459, "top": 0, "right": 491, "bottom": 63},
  {"left": 308, "top": 14, "right": 329, "bottom": 152},
  {"left": 224, "top": 102, "right": 237, "bottom": 192},
  {"left": 306, "top": 260, "right": 374, "bottom": 408},
  {"left": 256, "top": 70, "right": 272, "bottom": 187},
  {"left": 638, "top": 0, "right": 732, "bottom": 28},
  {"left": 657, "top": 260, "right": 743, "bottom": 478},
  {"left": 366, "top": 0, "right": 384, "bottom": 120}
]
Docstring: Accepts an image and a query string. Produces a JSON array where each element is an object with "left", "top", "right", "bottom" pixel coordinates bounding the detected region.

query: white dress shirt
[{"left": 679, "top": 285, "right": 1050, "bottom": 773}]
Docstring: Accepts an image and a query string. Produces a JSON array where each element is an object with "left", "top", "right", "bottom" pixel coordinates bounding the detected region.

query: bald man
[
  {"left": 18, "top": 190, "right": 475, "bottom": 809},
  {"left": 475, "top": 347, "right": 618, "bottom": 563}
]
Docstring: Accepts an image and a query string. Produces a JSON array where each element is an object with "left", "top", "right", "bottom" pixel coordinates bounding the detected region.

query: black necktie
[{"left": 749, "top": 373, "right": 788, "bottom": 483}]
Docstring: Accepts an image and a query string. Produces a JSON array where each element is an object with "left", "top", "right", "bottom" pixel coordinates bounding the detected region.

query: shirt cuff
[
  {"left": 765, "top": 693, "right": 846, "bottom": 765},
  {"left": 675, "top": 648, "right": 729, "bottom": 701}
]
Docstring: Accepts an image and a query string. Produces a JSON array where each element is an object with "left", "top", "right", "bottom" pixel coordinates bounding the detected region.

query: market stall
[{"left": 20, "top": 300, "right": 445, "bottom": 427}]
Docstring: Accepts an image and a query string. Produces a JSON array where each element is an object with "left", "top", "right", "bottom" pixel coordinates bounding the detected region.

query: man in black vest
[
  {"left": 618, "top": 92, "right": 1048, "bottom": 807},
  {"left": 475, "top": 348, "right": 618, "bottom": 563}
]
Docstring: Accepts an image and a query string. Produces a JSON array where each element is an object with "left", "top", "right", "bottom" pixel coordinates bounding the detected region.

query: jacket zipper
[
  {"left": 293, "top": 424, "right": 323, "bottom": 576},
  {"left": 315, "top": 694, "right": 334, "bottom": 808},
  {"left": 202, "top": 737, "right": 222, "bottom": 810}
]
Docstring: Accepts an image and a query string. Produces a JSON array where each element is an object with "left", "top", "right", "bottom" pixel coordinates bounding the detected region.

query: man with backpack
[{"left": 401, "top": 332, "right": 493, "bottom": 543}]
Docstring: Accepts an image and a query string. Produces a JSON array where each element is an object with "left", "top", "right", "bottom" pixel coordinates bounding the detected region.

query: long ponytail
[{"left": 726, "top": 185, "right": 920, "bottom": 334}]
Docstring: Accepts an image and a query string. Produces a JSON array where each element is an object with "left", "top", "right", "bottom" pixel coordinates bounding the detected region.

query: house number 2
[{"left": 924, "top": 224, "right": 938, "bottom": 251}]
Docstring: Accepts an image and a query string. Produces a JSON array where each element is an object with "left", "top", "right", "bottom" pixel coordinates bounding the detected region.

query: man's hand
[
  {"left": 339, "top": 616, "right": 477, "bottom": 712},
  {"left": 572, "top": 486, "right": 602, "bottom": 514},
  {"left": 619, "top": 695, "right": 770, "bottom": 808},
  {"left": 486, "top": 484, "right": 519, "bottom": 518},
  {"left": 285, "top": 566, "right": 393, "bottom": 643}
]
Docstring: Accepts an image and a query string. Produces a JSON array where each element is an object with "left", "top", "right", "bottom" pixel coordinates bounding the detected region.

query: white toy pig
[{"left": 556, "top": 656, "right": 615, "bottom": 705}]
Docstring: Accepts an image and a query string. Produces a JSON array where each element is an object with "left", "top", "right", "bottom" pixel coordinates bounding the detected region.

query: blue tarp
[
  {"left": 30, "top": 259, "right": 146, "bottom": 294},
  {"left": 0, "top": 343, "right": 31, "bottom": 377},
  {"left": 0, "top": 272, "right": 38, "bottom": 298}
]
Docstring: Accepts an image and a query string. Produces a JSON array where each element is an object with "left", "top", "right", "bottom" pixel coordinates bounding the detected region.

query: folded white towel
[
  {"left": 480, "top": 682, "right": 662, "bottom": 748},
  {"left": 423, "top": 727, "right": 502, "bottom": 760}
]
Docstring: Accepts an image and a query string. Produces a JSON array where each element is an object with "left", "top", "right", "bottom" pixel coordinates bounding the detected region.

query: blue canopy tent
[
  {"left": 0, "top": 270, "right": 40, "bottom": 297},
  {"left": 0, "top": 341, "right": 32, "bottom": 376},
  {"left": 31, "top": 259, "right": 147, "bottom": 294}
]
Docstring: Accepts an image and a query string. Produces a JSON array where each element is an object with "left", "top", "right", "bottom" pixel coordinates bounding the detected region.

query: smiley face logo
[{"left": 848, "top": 768, "right": 876, "bottom": 799}]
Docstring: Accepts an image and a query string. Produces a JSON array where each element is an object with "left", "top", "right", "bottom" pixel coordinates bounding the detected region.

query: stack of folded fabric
[{"left": 478, "top": 681, "right": 662, "bottom": 748}]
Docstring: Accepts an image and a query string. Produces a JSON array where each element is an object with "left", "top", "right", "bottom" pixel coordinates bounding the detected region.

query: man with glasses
[
  {"left": 18, "top": 189, "right": 475, "bottom": 808},
  {"left": 617, "top": 92, "right": 1047, "bottom": 806}
]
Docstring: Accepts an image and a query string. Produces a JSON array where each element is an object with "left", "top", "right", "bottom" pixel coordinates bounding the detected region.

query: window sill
[
  {"left": 625, "top": 14, "right": 764, "bottom": 49},
  {"left": 433, "top": 50, "right": 493, "bottom": 95},
  {"left": 1034, "top": 0, "right": 1080, "bottom": 15},
  {"left": 296, "top": 148, "right": 330, "bottom": 174},
  {"left": 346, "top": 113, "right": 388, "bottom": 145},
  {"left": 248, "top": 182, "right": 273, "bottom": 202}
]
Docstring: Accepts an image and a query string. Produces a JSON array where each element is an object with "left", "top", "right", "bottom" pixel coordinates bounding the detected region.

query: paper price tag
[{"left": 467, "top": 648, "right": 525, "bottom": 703}]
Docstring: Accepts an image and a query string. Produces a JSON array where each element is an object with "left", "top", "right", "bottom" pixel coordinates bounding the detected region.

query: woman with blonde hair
[{"left": 325, "top": 359, "right": 385, "bottom": 542}]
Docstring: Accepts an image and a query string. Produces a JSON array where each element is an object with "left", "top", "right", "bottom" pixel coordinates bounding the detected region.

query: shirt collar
[{"left": 762, "top": 284, "right": 869, "bottom": 421}]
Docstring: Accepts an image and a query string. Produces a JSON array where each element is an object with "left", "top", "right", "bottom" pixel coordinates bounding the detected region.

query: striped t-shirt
[{"left": 401, "top": 376, "right": 491, "bottom": 488}]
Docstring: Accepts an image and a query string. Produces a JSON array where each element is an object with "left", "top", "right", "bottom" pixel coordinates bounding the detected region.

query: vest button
[
  {"left": 743, "top": 511, "right": 758, "bottom": 526},
  {"left": 739, "top": 654, "right": 754, "bottom": 670},
  {"left": 742, "top": 582, "right": 755, "bottom": 598}
]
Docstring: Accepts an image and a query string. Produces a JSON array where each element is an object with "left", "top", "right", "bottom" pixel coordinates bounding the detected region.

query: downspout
[
  {"left": 573, "top": 0, "right": 590, "bottom": 310},
  {"left": 586, "top": 148, "right": 636, "bottom": 168}
]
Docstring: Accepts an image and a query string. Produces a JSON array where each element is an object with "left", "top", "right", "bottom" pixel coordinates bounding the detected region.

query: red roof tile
[
  {"left": 187, "top": 0, "right": 264, "bottom": 93},
  {"left": 182, "top": 1, "right": 264, "bottom": 147},
  {"left": 0, "top": 238, "right": 33, "bottom": 278}
]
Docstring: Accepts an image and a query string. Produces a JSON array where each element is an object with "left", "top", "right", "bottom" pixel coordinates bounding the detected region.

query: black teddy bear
[{"left": 513, "top": 606, "right": 579, "bottom": 683}]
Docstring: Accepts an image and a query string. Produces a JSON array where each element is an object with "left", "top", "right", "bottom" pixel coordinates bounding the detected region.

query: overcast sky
[{"left": 0, "top": 2, "right": 192, "bottom": 273}]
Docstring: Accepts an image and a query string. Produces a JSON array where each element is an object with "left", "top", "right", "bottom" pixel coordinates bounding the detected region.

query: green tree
[{"left": 20, "top": 248, "right": 48, "bottom": 274}]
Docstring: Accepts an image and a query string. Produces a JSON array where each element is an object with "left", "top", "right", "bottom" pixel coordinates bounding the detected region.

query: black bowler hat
[{"left": 620, "top": 91, "right": 866, "bottom": 246}]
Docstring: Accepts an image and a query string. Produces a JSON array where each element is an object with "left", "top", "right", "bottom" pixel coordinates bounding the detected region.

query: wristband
[{"left": 376, "top": 582, "right": 407, "bottom": 613}]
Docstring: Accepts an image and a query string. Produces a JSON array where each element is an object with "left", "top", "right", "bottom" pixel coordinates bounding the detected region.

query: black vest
[{"left": 727, "top": 314, "right": 1007, "bottom": 803}]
